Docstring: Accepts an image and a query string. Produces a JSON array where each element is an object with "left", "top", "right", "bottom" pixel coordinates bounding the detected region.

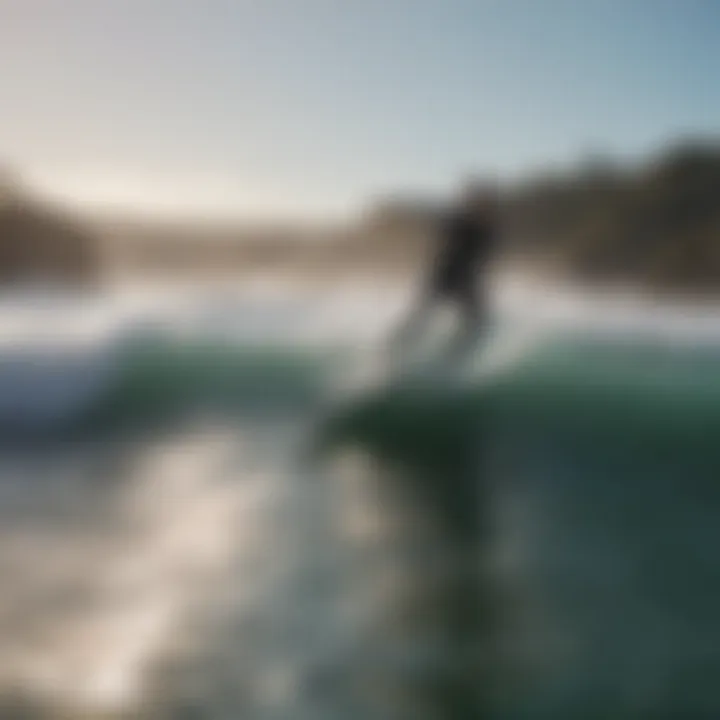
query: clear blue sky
[{"left": 2, "top": 0, "right": 719, "bottom": 219}]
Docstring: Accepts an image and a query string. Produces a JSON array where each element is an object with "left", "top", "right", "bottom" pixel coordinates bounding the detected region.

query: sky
[{"left": 1, "top": 0, "right": 719, "bottom": 220}]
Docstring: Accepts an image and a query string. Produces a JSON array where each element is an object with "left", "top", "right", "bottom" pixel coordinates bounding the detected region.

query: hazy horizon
[{"left": 3, "top": 0, "right": 719, "bottom": 221}]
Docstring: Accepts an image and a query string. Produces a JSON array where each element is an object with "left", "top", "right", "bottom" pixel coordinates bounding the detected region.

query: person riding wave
[{"left": 392, "top": 178, "right": 500, "bottom": 357}]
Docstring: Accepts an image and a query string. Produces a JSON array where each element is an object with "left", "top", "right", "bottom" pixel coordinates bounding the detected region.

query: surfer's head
[{"left": 459, "top": 178, "right": 499, "bottom": 219}]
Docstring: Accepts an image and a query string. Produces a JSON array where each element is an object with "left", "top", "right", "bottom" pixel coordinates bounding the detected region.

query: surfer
[{"left": 391, "top": 179, "right": 499, "bottom": 357}]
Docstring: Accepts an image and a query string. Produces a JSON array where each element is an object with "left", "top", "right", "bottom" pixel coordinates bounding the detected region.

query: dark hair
[{"left": 460, "top": 178, "right": 500, "bottom": 216}]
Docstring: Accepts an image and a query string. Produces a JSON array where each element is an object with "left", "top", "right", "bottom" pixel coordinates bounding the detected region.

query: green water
[
  {"left": 320, "top": 333, "right": 720, "bottom": 717},
  {"left": 7, "top": 330, "right": 720, "bottom": 717}
]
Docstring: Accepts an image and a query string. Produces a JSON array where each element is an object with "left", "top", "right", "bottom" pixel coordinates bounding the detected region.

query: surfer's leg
[
  {"left": 466, "top": 282, "right": 487, "bottom": 336},
  {"left": 388, "top": 289, "right": 434, "bottom": 354},
  {"left": 447, "top": 283, "right": 484, "bottom": 359}
]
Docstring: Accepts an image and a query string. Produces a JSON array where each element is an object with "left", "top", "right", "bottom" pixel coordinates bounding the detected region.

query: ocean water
[{"left": 0, "top": 276, "right": 719, "bottom": 718}]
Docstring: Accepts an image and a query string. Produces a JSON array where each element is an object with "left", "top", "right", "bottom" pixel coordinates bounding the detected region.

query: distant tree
[
  {"left": 0, "top": 165, "right": 24, "bottom": 207},
  {"left": 0, "top": 170, "right": 101, "bottom": 285},
  {"left": 503, "top": 140, "right": 720, "bottom": 291}
]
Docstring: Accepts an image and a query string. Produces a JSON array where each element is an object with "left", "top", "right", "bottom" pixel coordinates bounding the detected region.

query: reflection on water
[
  {"left": 0, "top": 425, "right": 314, "bottom": 717},
  {"left": 0, "top": 391, "right": 498, "bottom": 719},
  {"left": 2, "top": 282, "right": 720, "bottom": 718}
]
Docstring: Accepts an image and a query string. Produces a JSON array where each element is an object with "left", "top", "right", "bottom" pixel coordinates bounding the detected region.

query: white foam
[{"left": 0, "top": 276, "right": 719, "bottom": 428}]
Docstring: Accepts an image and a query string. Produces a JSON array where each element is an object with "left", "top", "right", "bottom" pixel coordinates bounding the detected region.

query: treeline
[
  {"left": 1, "top": 141, "right": 719, "bottom": 291},
  {"left": 506, "top": 141, "right": 720, "bottom": 291},
  {"left": 0, "top": 171, "right": 100, "bottom": 285}
]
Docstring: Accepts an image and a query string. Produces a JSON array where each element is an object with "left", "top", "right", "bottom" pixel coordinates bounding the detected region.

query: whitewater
[{"left": 1, "top": 274, "right": 720, "bottom": 718}]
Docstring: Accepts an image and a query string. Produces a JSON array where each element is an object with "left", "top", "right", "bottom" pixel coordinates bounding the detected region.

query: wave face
[
  {"left": 1, "top": 280, "right": 720, "bottom": 718},
  {"left": 324, "top": 334, "right": 720, "bottom": 717}
]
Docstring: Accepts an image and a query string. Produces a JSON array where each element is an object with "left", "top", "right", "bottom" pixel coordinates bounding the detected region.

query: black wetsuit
[
  {"left": 390, "top": 207, "right": 495, "bottom": 354},
  {"left": 427, "top": 209, "right": 494, "bottom": 321}
]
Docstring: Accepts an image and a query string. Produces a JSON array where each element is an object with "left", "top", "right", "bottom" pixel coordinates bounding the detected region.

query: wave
[
  {"left": 316, "top": 331, "right": 720, "bottom": 717},
  {"left": 4, "top": 283, "right": 720, "bottom": 450},
  {"left": 78, "top": 337, "right": 338, "bottom": 434},
  {"left": 0, "top": 333, "right": 339, "bottom": 438},
  {"left": 320, "top": 332, "right": 720, "bottom": 467}
]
